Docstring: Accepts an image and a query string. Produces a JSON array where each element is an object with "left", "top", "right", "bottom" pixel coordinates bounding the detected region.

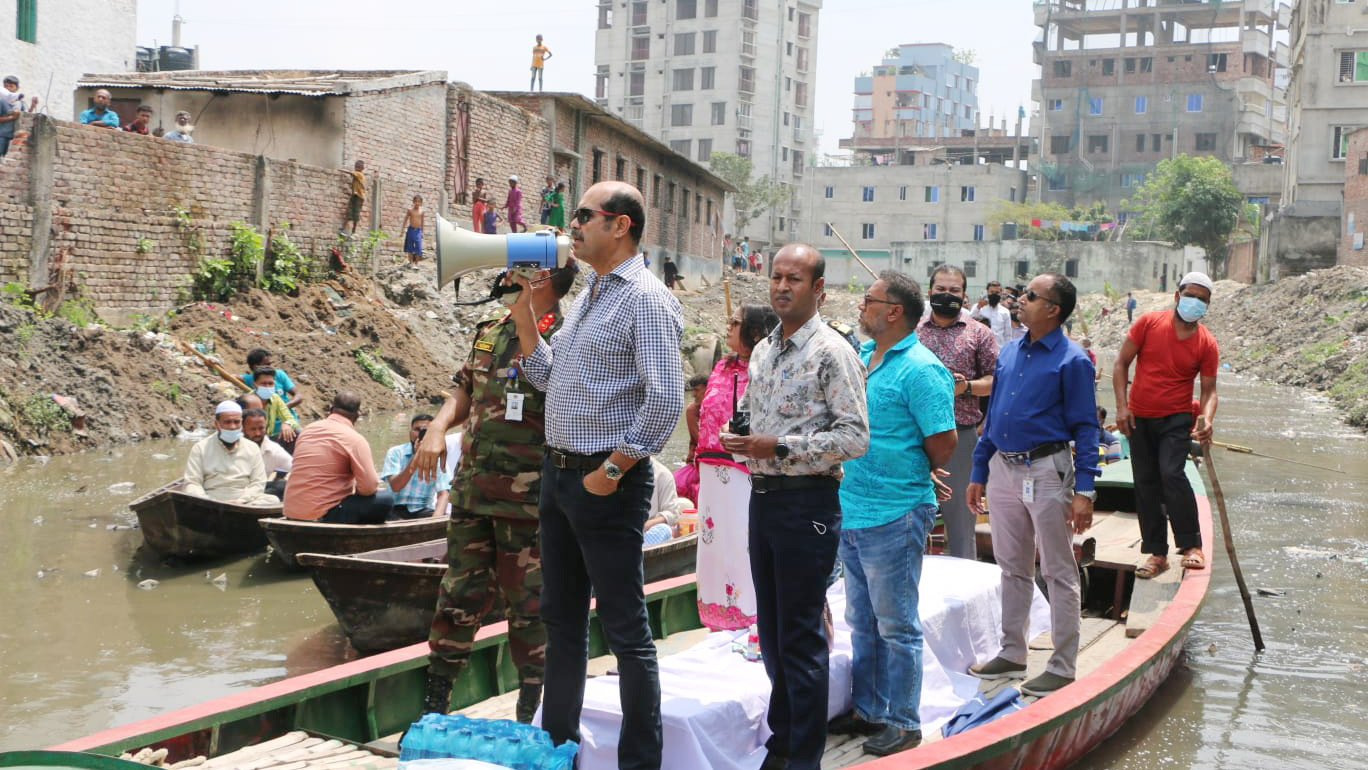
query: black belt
[
  {"left": 751, "top": 474, "right": 840, "bottom": 494},
  {"left": 999, "top": 441, "right": 1070, "bottom": 465},
  {"left": 546, "top": 447, "right": 611, "bottom": 471}
]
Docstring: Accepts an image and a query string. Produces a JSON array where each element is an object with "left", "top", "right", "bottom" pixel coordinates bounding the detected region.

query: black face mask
[
  {"left": 929, "top": 292, "right": 964, "bottom": 318},
  {"left": 987, "top": 293, "right": 1001, "bottom": 307}
]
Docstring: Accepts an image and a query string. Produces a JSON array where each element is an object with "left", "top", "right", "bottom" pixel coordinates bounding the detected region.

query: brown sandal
[
  {"left": 1180, "top": 549, "right": 1206, "bottom": 570},
  {"left": 1135, "top": 555, "right": 1168, "bottom": 580}
]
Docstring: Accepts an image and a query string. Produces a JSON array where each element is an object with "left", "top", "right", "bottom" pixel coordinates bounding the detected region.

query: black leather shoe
[
  {"left": 862, "top": 725, "right": 923, "bottom": 756},
  {"left": 758, "top": 752, "right": 788, "bottom": 770},
  {"left": 422, "top": 673, "right": 452, "bottom": 714},
  {"left": 828, "top": 710, "right": 883, "bottom": 736},
  {"left": 515, "top": 682, "right": 542, "bottom": 724}
]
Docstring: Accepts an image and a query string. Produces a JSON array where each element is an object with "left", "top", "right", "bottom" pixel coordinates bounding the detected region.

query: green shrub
[
  {"left": 17, "top": 394, "right": 71, "bottom": 435},
  {"left": 355, "top": 348, "right": 395, "bottom": 389}
]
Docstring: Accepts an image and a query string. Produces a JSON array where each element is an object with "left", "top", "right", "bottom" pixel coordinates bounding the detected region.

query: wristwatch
[
  {"left": 1076, "top": 489, "right": 1097, "bottom": 502},
  {"left": 774, "top": 438, "right": 790, "bottom": 460},
  {"left": 602, "top": 459, "right": 624, "bottom": 481}
]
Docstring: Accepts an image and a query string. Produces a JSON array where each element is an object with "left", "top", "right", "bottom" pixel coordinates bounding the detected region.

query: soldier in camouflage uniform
[{"left": 413, "top": 264, "right": 576, "bottom": 722}]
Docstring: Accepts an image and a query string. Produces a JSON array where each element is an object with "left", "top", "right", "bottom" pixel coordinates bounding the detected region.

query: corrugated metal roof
[{"left": 77, "top": 70, "right": 446, "bottom": 96}]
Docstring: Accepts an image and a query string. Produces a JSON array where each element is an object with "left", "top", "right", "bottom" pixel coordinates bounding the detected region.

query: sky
[{"left": 135, "top": 0, "right": 1037, "bottom": 159}]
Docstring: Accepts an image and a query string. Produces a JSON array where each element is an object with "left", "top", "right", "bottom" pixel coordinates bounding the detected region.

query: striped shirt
[{"left": 523, "top": 254, "right": 685, "bottom": 459}]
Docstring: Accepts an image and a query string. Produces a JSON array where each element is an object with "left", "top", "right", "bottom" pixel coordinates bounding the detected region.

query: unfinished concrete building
[{"left": 1033, "top": 0, "right": 1289, "bottom": 215}]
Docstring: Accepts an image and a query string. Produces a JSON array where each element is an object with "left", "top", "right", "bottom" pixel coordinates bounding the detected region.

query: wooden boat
[
  {"left": 297, "top": 533, "right": 701, "bottom": 654},
  {"left": 46, "top": 460, "right": 1212, "bottom": 770},
  {"left": 257, "top": 514, "right": 451, "bottom": 569},
  {"left": 128, "top": 479, "right": 279, "bottom": 559}
]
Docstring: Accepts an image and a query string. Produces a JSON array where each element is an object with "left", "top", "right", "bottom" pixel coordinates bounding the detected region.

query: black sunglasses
[
  {"left": 573, "top": 207, "right": 634, "bottom": 226},
  {"left": 1024, "top": 288, "right": 1058, "bottom": 306}
]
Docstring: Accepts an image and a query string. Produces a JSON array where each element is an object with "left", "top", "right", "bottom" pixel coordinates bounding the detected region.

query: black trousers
[
  {"left": 1130, "top": 413, "right": 1202, "bottom": 556},
  {"left": 318, "top": 488, "right": 394, "bottom": 524},
  {"left": 749, "top": 487, "right": 841, "bottom": 770},
  {"left": 538, "top": 458, "right": 661, "bottom": 770}
]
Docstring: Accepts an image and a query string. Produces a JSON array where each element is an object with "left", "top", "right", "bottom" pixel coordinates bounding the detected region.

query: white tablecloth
[{"left": 566, "top": 556, "right": 1050, "bottom": 770}]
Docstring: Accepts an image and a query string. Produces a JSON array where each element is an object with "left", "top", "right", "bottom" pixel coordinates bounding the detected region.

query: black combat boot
[
  {"left": 515, "top": 681, "right": 543, "bottom": 724},
  {"left": 422, "top": 673, "right": 453, "bottom": 714}
]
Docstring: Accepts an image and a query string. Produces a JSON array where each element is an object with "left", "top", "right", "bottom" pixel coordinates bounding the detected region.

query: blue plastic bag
[{"left": 940, "top": 687, "right": 1025, "bottom": 739}]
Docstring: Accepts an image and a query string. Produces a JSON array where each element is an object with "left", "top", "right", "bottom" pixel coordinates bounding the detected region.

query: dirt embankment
[
  {"left": 0, "top": 261, "right": 868, "bottom": 461},
  {"left": 1081, "top": 266, "right": 1368, "bottom": 428}
]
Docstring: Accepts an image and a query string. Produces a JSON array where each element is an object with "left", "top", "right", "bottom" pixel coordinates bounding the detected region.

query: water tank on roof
[
  {"left": 1001, "top": 222, "right": 1018, "bottom": 241},
  {"left": 158, "top": 46, "right": 196, "bottom": 72},
  {"left": 136, "top": 47, "right": 158, "bottom": 72}
]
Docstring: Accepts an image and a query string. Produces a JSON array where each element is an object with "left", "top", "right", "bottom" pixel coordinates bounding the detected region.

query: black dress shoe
[
  {"left": 828, "top": 710, "right": 883, "bottom": 736},
  {"left": 862, "top": 725, "right": 923, "bottom": 756},
  {"left": 758, "top": 751, "right": 788, "bottom": 770}
]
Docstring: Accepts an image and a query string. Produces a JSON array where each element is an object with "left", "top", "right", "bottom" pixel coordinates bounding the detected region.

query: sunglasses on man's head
[{"left": 573, "top": 207, "right": 634, "bottom": 226}]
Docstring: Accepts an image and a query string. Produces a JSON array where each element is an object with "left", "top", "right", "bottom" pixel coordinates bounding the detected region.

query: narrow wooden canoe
[
  {"left": 52, "top": 461, "right": 1212, "bottom": 770},
  {"left": 298, "top": 533, "right": 700, "bottom": 654},
  {"left": 128, "top": 479, "right": 279, "bottom": 559},
  {"left": 257, "top": 515, "right": 451, "bottom": 569}
]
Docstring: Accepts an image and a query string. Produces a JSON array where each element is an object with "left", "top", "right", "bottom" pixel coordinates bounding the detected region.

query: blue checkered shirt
[
  {"left": 523, "top": 254, "right": 685, "bottom": 459},
  {"left": 382, "top": 442, "right": 452, "bottom": 512}
]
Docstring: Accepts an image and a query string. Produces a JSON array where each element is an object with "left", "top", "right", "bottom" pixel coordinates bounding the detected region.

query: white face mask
[
  {"left": 218, "top": 428, "right": 243, "bottom": 444},
  {"left": 256, "top": 386, "right": 275, "bottom": 401}
]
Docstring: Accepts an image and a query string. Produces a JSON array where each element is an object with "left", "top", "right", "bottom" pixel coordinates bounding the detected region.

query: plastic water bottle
[{"left": 398, "top": 722, "right": 426, "bottom": 763}]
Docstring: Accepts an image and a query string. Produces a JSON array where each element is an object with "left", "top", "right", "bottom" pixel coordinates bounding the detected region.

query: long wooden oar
[
  {"left": 1211, "top": 440, "right": 1344, "bottom": 475},
  {"left": 1197, "top": 417, "right": 1265, "bottom": 651}
]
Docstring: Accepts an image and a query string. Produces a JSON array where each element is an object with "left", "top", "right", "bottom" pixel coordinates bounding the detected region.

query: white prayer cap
[
  {"left": 214, "top": 400, "right": 243, "bottom": 416},
  {"left": 509, "top": 175, "right": 519, "bottom": 183},
  {"left": 1178, "top": 272, "right": 1214, "bottom": 293}
]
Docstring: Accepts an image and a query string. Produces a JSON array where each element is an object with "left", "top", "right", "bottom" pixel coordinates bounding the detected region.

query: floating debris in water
[
  {"left": 106, "top": 524, "right": 135, "bottom": 531},
  {"left": 32, "top": 516, "right": 43, "bottom": 525},
  {"left": 88, "top": 521, "right": 97, "bottom": 528},
  {"left": 35, "top": 569, "right": 47, "bottom": 579},
  {"left": 211, "top": 573, "right": 228, "bottom": 591},
  {"left": 137, "top": 579, "right": 160, "bottom": 590},
  {"left": 1256, "top": 588, "right": 1287, "bottom": 597},
  {"left": 83, "top": 568, "right": 100, "bottom": 578},
  {"left": 151, "top": 453, "right": 172, "bottom": 460},
  {"left": 108, "top": 481, "right": 135, "bottom": 492},
  {"left": 1207, "top": 643, "right": 1218, "bottom": 655}
]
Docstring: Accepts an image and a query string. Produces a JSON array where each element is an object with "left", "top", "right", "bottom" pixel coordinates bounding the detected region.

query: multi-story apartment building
[
  {"left": 1282, "top": 0, "right": 1368, "bottom": 212},
  {"left": 593, "top": 0, "right": 821, "bottom": 246},
  {"left": 851, "top": 43, "right": 980, "bottom": 145},
  {"left": 1033, "top": 0, "right": 1288, "bottom": 215}
]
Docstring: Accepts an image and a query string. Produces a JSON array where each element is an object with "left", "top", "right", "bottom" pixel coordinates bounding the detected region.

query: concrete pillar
[
  {"left": 26, "top": 115, "right": 56, "bottom": 288},
  {"left": 251, "top": 155, "right": 271, "bottom": 284},
  {"left": 369, "top": 177, "right": 383, "bottom": 273}
]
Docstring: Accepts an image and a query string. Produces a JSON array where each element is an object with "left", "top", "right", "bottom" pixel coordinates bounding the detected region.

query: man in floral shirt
[{"left": 722, "top": 243, "right": 868, "bottom": 770}]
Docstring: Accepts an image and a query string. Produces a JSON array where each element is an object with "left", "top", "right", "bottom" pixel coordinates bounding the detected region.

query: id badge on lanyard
[{"left": 505, "top": 357, "right": 524, "bottom": 422}]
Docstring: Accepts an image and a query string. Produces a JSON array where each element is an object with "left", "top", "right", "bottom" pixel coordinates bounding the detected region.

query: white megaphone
[{"left": 435, "top": 214, "right": 573, "bottom": 303}]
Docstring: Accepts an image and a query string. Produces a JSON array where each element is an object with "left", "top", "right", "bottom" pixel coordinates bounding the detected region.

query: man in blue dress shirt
[{"left": 964, "top": 272, "right": 1099, "bottom": 697}]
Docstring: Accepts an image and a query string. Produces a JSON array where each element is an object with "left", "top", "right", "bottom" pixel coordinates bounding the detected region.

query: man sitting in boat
[
  {"left": 242, "top": 407, "right": 292, "bottom": 499},
  {"left": 182, "top": 400, "right": 278, "bottom": 505},
  {"left": 282, "top": 391, "right": 393, "bottom": 524},
  {"left": 643, "top": 457, "right": 690, "bottom": 546},
  {"left": 380, "top": 414, "right": 451, "bottom": 520}
]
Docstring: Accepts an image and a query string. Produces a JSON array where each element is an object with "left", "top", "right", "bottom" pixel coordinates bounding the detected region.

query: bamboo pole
[
  {"left": 824, "top": 223, "right": 881, "bottom": 280},
  {"left": 1209, "top": 440, "right": 1345, "bottom": 474},
  {"left": 1197, "top": 417, "right": 1265, "bottom": 651},
  {"left": 177, "top": 339, "right": 251, "bottom": 393}
]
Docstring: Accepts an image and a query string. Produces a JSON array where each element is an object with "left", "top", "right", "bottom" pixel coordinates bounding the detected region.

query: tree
[
  {"left": 952, "top": 48, "right": 977, "bottom": 65},
  {"left": 708, "top": 152, "right": 789, "bottom": 237},
  {"left": 1123, "top": 155, "right": 1244, "bottom": 274}
]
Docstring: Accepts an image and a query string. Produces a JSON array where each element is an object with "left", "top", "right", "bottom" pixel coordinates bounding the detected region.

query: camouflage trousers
[{"left": 427, "top": 509, "right": 545, "bottom": 685}]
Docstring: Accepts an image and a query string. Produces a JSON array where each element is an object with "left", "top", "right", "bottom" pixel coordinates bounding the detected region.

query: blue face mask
[
  {"left": 219, "top": 428, "right": 243, "bottom": 444},
  {"left": 256, "top": 386, "right": 275, "bottom": 401},
  {"left": 1176, "top": 296, "right": 1208, "bottom": 323}
]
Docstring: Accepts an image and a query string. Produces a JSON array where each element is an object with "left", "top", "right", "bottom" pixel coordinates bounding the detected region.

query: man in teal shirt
[
  {"left": 79, "top": 89, "right": 120, "bottom": 129},
  {"left": 828, "top": 271, "right": 957, "bottom": 756}
]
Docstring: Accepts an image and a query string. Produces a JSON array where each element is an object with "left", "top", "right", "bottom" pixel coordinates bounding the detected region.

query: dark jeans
[
  {"left": 749, "top": 487, "right": 841, "bottom": 770},
  {"left": 1130, "top": 413, "right": 1202, "bottom": 556},
  {"left": 265, "top": 478, "right": 287, "bottom": 500},
  {"left": 539, "top": 457, "right": 660, "bottom": 770},
  {"left": 319, "top": 488, "right": 395, "bottom": 524},
  {"left": 389, "top": 506, "right": 435, "bottom": 521}
]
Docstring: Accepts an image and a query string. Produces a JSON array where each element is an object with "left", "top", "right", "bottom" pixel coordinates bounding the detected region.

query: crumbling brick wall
[
  {"left": 343, "top": 82, "right": 449, "bottom": 242},
  {"left": 449, "top": 84, "right": 552, "bottom": 230}
]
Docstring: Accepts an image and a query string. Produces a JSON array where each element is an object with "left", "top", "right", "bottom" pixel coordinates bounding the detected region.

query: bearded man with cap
[
  {"left": 182, "top": 400, "right": 278, "bottom": 505},
  {"left": 1111, "top": 271, "right": 1218, "bottom": 579}
]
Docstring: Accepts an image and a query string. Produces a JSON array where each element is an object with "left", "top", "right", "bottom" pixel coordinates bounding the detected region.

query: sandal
[
  {"left": 1135, "top": 555, "right": 1168, "bottom": 580},
  {"left": 1180, "top": 549, "right": 1206, "bottom": 570}
]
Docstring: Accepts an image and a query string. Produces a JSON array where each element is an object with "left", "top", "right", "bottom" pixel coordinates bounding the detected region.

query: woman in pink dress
[{"left": 696, "top": 304, "right": 779, "bottom": 631}]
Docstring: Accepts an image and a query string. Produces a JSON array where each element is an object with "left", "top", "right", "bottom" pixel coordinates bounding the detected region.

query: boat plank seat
[
  {"left": 196, "top": 731, "right": 397, "bottom": 770},
  {"left": 1125, "top": 560, "right": 1182, "bottom": 638}
]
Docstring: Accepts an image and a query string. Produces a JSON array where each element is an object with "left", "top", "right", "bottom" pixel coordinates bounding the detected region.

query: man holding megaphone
[{"left": 508, "top": 181, "right": 684, "bottom": 770}]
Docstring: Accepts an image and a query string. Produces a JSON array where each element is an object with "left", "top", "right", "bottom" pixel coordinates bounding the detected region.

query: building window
[
  {"left": 595, "top": 65, "right": 609, "bottom": 99},
  {"left": 1065, "top": 259, "right": 1079, "bottom": 278},
  {"left": 824, "top": 185, "right": 834, "bottom": 198},
  {"left": 736, "top": 138, "right": 751, "bottom": 157},
  {"left": 14, "top": 0, "right": 35, "bottom": 42},
  {"left": 1088, "top": 98, "right": 1103, "bottom": 115},
  {"left": 706, "top": 198, "right": 713, "bottom": 224},
  {"left": 671, "top": 104, "right": 693, "bottom": 126},
  {"left": 652, "top": 175, "right": 663, "bottom": 207},
  {"left": 637, "top": 167, "right": 647, "bottom": 197},
  {"left": 702, "top": 30, "right": 717, "bottom": 53},
  {"left": 1009, "top": 186, "right": 1017, "bottom": 202},
  {"left": 973, "top": 225, "right": 985, "bottom": 241},
  {"left": 1088, "top": 134, "right": 1109, "bottom": 153},
  {"left": 673, "top": 68, "right": 694, "bottom": 91},
  {"left": 797, "top": 11, "right": 811, "bottom": 37},
  {"left": 1140, "top": 57, "right": 1153, "bottom": 73},
  {"left": 1333, "top": 126, "right": 1356, "bottom": 159},
  {"left": 598, "top": 1, "right": 613, "bottom": 29},
  {"left": 701, "top": 66, "right": 715, "bottom": 89},
  {"left": 786, "top": 41, "right": 793, "bottom": 56},
  {"left": 1186, "top": 93, "right": 1203, "bottom": 112},
  {"left": 862, "top": 223, "right": 875, "bottom": 239},
  {"left": 862, "top": 186, "right": 874, "bottom": 202},
  {"left": 1125, "top": 57, "right": 1137, "bottom": 74},
  {"left": 1361, "top": 156, "right": 1368, "bottom": 175},
  {"left": 1101, "top": 58, "right": 1115, "bottom": 76},
  {"left": 795, "top": 81, "right": 808, "bottom": 107},
  {"left": 960, "top": 186, "right": 975, "bottom": 202},
  {"left": 782, "top": 147, "right": 789, "bottom": 161},
  {"left": 592, "top": 149, "right": 604, "bottom": 183},
  {"left": 666, "top": 182, "right": 676, "bottom": 212},
  {"left": 777, "top": 216, "right": 785, "bottom": 231},
  {"left": 1050, "top": 135, "right": 1071, "bottom": 154},
  {"left": 923, "top": 223, "right": 938, "bottom": 240},
  {"left": 629, "top": 66, "right": 645, "bottom": 96},
  {"left": 924, "top": 185, "right": 938, "bottom": 202},
  {"left": 1054, "top": 60, "right": 1072, "bottom": 78},
  {"left": 1016, "top": 260, "right": 1030, "bottom": 279},
  {"left": 964, "top": 260, "right": 977, "bottom": 277},
  {"left": 631, "top": 0, "right": 648, "bottom": 24},
  {"left": 697, "top": 138, "right": 712, "bottom": 162},
  {"left": 681, "top": 189, "right": 689, "bottom": 219},
  {"left": 1195, "top": 132, "right": 1217, "bottom": 152},
  {"left": 743, "top": 0, "right": 758, "bottom": 20},
  {"left": 631, "top": 34, "right": 650, "bottom": 60},
  {"left": 1339, "top": 51, "right": 1368, "bottom": 82},
  {"left": 674, "top": 32, "right": 695, "bottom": 56},
  {"left": 899, "top": 185, "right": 907, "bottom": 201},
  {"left": 1135, "top": 95, "right": 1147, "bottom": 114},
  {"left": 1048, "top": 98, "right": 1063, "bottom": 111},
  {"left": 797, "top": 47, "right": 809, "bottom": 72},
  {"left": 677, "top": 0, "right": 696, "bottom": 19},
  {"left": 695, "top": 193, "right": 702, "bottom": 222},
  {"left": 1136, "top": 133, "right": 1146, "bottom": 152},
  {"left": 1153, "top": 133, "right": 1163, "bottom": 152},
  {"left": 738, "top": 65, "right": 756, "bottom": 93},
  {"left": 710, "top": 101, "right": 726, "bottom": 125},
  {"left": 705, "top": 0, "right": 718, "bottom": 16},
  {"left": 1047, "top": 174, "right": 1067, "bottom": 191},
  {"left": 823, "top": 223, "right": 833, "bottom": 236},
  {"left": 1208, "top": 53, "right": 1227, "bottom": 73},
  {"left": 615, "top": 157, "right": 626, "bottom": 180},
  {"left": 1121, "top": 172, "right": 1143, "bottom": 187}
]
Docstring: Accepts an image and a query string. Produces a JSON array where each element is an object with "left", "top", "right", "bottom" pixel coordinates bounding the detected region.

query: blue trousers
[{"left": 839, "top": 504, "right": 937, "bottom": 730}]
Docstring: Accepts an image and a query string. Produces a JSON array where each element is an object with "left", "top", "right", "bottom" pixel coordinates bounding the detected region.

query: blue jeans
[
  {"left": 839, "top": 503, "right": 937, "bottom": 731},
  {"left": 538, "top": 457, "right": 661, "bottom": 770}
]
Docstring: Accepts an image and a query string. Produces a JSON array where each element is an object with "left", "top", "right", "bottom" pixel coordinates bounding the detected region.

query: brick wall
[
  {"left": 448, "top": 84, "right": 552, "bottom": 231},
  {"left": 0, "top": 116, "right": 35, "bottom": 284},
  {"left": 1340, "top": 129, "right": 1368, "bottom": 266},
  {"left": 343, "top": 82, "right": 449, "bottom": 242}
]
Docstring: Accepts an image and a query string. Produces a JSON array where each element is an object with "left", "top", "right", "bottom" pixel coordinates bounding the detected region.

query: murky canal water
[{"left": 1, "top": 378, "right": 1365, "bottom": 767}]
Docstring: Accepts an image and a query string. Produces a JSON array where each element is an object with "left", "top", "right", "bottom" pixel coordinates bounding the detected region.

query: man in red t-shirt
[{"left": 1112, "top": 272, "right": 1219, "bottom": 579}]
